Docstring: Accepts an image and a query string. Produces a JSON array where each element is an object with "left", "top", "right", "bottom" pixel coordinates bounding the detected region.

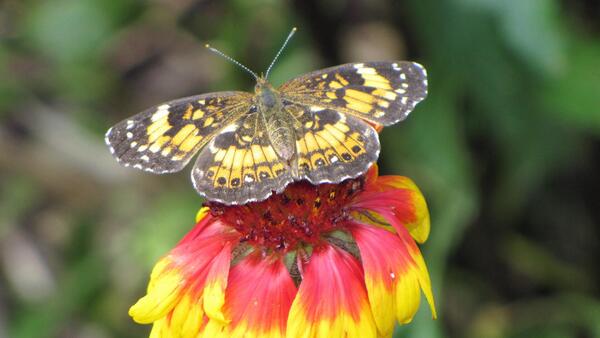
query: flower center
[{"left": 205, "top": 177, "right": 365, "bottom": 253}]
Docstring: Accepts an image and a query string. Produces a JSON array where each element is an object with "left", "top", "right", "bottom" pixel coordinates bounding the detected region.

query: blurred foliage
[{"left": 0, "top": 0, "right": 598, "bottom": 337}]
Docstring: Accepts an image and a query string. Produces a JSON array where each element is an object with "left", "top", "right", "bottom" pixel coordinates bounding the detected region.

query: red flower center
[{"left": 205, "top": 177, "right": 366, "bottom": 253}]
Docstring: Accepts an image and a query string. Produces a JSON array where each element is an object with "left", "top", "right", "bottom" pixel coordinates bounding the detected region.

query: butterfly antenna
[
  {"left": 265, "top": 27, "right": 297, "bottom": 79},
  {"left": 205, "top": 44, "right": 259, "bottom": 81}
]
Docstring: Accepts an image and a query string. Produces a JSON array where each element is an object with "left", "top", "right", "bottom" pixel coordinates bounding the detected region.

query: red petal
[
  {"left": 212, "top": 255, "right": 297, "bottom": 337},
  {"left": 287, "top": 245, "right": 377, "bottom": 338}
]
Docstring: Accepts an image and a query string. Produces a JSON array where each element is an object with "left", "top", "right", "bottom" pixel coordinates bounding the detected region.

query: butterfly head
[
  {"left": 255, "top": 76, "right": 274, "bottom": 92},
  {"left": 255, "top": 77, "right": 279, "bottom": 110}
]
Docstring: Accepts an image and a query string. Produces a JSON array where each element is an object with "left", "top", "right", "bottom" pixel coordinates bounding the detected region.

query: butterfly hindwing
[
  {"left": 285, "top": 103, "right": 380, "bottom": 184},
  {"left": 279, "top": 61, "right": 427, "bottom": 126},
  {"left": 105, "top": 92, "right": 252, "bottom": 173},
  {"left": 191, "top": 111, "right": 294, "bottom": 204}
]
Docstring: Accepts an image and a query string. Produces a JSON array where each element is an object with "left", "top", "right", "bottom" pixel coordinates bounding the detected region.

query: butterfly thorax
[{"left": 255, "top": 78, "right": 297, "bottom": 162}]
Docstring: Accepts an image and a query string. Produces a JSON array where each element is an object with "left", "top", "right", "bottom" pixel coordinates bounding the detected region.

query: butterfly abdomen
[{"left": 265, "top": 116, "right": 296, "bottom": 161}]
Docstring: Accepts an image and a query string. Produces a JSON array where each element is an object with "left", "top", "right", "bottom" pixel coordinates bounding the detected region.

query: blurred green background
[{"left": 1, "top": 0, "right": 599, "bottom": 337}]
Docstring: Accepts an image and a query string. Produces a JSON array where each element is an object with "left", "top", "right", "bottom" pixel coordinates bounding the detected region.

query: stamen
[{"left": 206, "top": 177, "right": 366, "bottom": 253}]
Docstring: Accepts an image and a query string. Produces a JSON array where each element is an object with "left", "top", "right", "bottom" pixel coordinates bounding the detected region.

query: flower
[{"left": 129, "top": 165, "right": 436, "bottom": 338}]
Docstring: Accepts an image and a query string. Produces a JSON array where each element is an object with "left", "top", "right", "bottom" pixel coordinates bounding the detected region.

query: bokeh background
[{"left": 1, "top": 0, "right": 599, "bottom": 337}]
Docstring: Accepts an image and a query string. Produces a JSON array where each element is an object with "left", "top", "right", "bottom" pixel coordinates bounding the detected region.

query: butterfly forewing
[
  {"left": 191, "top": 111, "right": 294, "bottom": 204},
  {"left": 279, "top": 61, "right": 427, "bottom": 126},
  {"left": 105, "top": 92, "right": 252, "bottom": 173}
]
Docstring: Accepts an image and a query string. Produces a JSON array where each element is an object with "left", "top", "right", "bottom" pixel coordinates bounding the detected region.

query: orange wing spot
[
  {"left": 161, "top": 146, "right": 173, "bottom": 156},
  {"left": 318, "top": 125, "right": 352, "bottom": 155},
  {"left": 179, "top": 134, "right": 203, "bottom": 152},
  {"left": 214, "top": 147, "right": 235, "bottom": 187},
  {"left": 346, "top": 97, "right": 372, "bottom": 114},
  {"left": 192, "top": 109, "right": 205, "bottom": 120},
  {"left": 221, "top": 146, "right": 236, "bottom": 169},
  {"left": 372, "top": 88, "right": 398, "bottom": 101},
  {"left": 329, "top": 81, "right": 343, "bottom": 89},
  {"left": 271, "top": 162, "right": 285, "bottom": 176},
  {"left": 263, "top": 144, "right": 279, "bottom": 163},
  {"left": 243, "top": 149, "right": 255, "bottom": 168},
  {"left": 335, "top": 73, "right": 349, "bottom": 86},
  {"left": 203, "top": 116, "right": 215, "bottom": 128},
  {"left": 298, "top": 158, "right": 312, "bottom": 171},
  {"left": 345, "top": 89, "right": 374, "bottom": 103},
  {"left": 324, "top": 123, "right": 348, "bottom": 139},
  {"left": 172, "top": 124, "right": 197, "bottom": 146},
  {"left": 182, "top": 105, "right": 193, "bottom": 120},
  {"left": 362, "top": 74, "right": 392, "bottom": 90},
  {"left": 303, "top": 132, "right": 320, "bottom": 154},
  {"left": 172, "top": 153, "right": 185, "bottom": 161},
  {"left": 232, "top": 149, "right": 246, "bottom": 170},
  {"left": 147, "top": 120, "right": 171, "bottom": 142},
  {"left": 214, "top": 149, "right": 227, "bottom": 162},
  {"left": 251, "top": 145, "right": 266, "bottom": 164},
  {"left": 149, "top": 135, "right": 171, "bottom": 153}
]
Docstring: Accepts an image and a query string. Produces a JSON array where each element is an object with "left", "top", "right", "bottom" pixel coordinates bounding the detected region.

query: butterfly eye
[{"left": 248, "top": 106, "right": 258, "bottom": 114}]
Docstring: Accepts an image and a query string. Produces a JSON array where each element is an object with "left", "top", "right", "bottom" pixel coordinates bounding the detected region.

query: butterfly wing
[
  {"left": 105, "top": 91, "right": 253, "bottom": 173},
  {"left": 285, "top": 103, "right": 379, "bottom": 184},
  {"left": 279, "top": 61, "right": 427, "bottom": 126},
  {"left": 191, "top": 110, "right": 294, "bottom": 204}
]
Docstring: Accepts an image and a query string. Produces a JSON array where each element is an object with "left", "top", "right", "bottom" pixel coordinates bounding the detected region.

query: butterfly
[{"left": 105, "top": 28, "right": 428, "bottom": 205}]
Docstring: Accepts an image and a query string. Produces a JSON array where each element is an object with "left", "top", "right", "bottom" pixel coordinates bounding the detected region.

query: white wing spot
[
  {"left": 149, "top": 143, "right": 162, "bottom": 153},
  {"left": 130, "top": 141, "right": 138, "bottom": 148},
  {"left": 141, "top": 155, "right": 150, "bottom": 162},
  {"left": 220, "top": 124, "right": 239, "bottom": 133},
  {"left": 126, "top": 132, "right": 133, "bottom": 139},
  {"left": 400, "top": 73, "right": 406, "bottom": 80},
  {"left": 126, "top": 120, "right": 135, "bottom": 129},
  {"left": 151, "top": 105, "right": 170, "bottom": 122},
  {"left": 401, "top": 97, "right": 408, "bottom": 105},
  {"left": 378, "top": 101, "right": 390, "bottom": 108},
  {"left": 355, "top": 67, "right": 377, "bottom": 75},
  {"left": 382, "top": 91, "right": 397, "bottom": 100}
]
